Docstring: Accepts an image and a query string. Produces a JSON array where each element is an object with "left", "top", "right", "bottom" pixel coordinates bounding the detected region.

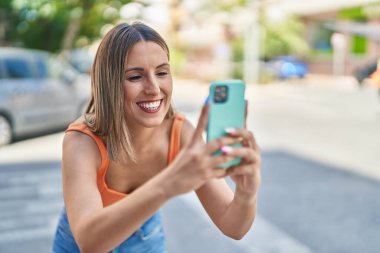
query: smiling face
[{"left": 123, "top": 41, "right": 172, "bottom": 129}]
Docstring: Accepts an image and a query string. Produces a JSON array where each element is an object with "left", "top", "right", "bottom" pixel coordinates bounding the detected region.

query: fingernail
[
  {"left": 225, "top": 128, "right": 236, "bottom": 134},
  {"left": 221, "top": 146, "right": 233, "bottom": 153},
  {"left": 204, "top": 96, "right": 210, "bottom": 105}
]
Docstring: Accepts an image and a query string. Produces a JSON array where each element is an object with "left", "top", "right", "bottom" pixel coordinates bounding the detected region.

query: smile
[{"left": 136, "top": 99, "right": 163, "bottom": 113}]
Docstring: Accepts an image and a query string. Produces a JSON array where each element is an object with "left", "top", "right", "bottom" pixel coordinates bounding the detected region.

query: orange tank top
[{"left": 65, "top": 114, "right": 185, "bottom": 207}]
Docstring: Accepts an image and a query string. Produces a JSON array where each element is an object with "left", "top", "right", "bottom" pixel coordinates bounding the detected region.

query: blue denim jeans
[{"left": 52, "top": 208, "right": 166, "bottom": 253}]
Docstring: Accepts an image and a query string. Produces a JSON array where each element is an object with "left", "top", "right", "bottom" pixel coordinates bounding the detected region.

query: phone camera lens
[{"left": 213, "top": 85, "right": 228, "bottom": 103}]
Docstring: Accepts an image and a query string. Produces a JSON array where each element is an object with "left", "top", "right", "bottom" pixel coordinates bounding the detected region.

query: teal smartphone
[{"left": 207, "top": 80, "right": 246, "bottom": 169}]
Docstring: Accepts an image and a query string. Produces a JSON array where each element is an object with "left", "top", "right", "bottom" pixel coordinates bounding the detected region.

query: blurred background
[{"left": 0, "top": 0, "right": 380, "bottom": 252}]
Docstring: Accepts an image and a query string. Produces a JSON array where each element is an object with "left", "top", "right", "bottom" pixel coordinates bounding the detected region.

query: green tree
[
  {"left": 261, "top": 16, "right": 310, "bottom": 59},
  {"left": 0, "top": 0, "right": 131, "bottom": 52}
]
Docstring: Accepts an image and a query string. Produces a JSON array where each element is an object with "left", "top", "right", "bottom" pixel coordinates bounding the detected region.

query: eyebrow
[{"left": 125, "top": 63, "right": 170, "bottom": 73}]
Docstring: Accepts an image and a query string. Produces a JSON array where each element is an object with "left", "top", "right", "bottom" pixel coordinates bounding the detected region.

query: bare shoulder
[
  {"left": 62, "top": 130, "right": 101, "bottom": 172},
  {"left": 180, "top": 117, "right": 196, "bottom": 148}
]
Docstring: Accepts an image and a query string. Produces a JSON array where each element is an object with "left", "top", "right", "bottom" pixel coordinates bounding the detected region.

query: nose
[{"left": 144, "top": 75, "right": 160, "bottom": 96}]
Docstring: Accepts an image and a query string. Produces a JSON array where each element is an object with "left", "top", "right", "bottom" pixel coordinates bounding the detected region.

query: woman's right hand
[{"left": 161, "top": 104, "right": 241, "bottom": 197}]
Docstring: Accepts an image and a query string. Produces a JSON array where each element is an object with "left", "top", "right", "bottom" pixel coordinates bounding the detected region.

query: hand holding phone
[{"left": 207, "top": 80, "right": 246, "bottom": 169}]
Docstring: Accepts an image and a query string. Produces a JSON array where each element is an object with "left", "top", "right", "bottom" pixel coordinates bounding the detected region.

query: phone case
[{"left": 207, "top": 80, "right": 246, "bottom": 169}]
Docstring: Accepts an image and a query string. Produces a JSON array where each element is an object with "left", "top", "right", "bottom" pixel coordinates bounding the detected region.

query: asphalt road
[{"left": 0, "top": 77, "right": 379, "bottom": 253}]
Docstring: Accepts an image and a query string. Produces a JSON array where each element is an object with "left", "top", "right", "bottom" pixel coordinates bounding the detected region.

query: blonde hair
[{"left": 84, "top": 22, "right": 174, "bottom": 162}]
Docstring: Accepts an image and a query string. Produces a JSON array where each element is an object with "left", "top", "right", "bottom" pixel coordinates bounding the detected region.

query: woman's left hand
[{"left": 223, "top": 127, "right": 261, "bottom": 202}]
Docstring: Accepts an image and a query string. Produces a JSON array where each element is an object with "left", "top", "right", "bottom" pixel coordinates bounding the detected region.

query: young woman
[{"left": 52, "top": 21, "right": 261, "bottom": 253}]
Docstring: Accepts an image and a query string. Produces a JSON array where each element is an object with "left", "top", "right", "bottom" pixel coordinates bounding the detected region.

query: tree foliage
[
  {"left": 261, "top": 16, "right": 310, "bottom": 59},
  {"left": 0, "top": 0, "right": 131, "bottom": 52}
]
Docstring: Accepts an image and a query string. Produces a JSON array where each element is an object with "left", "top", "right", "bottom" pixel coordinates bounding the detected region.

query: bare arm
[
  {"left": 62, "top": 132, "right": 172, "bottom": 253},
  {"left": 180, "top": 119, "right": 260, "bottom": 240},
  {"left": 196, "top": 179, "right": 257, "bottom": 240}
]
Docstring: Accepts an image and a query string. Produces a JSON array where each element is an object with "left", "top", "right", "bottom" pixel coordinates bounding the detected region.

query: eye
[
  {"left": 127, "top": 75, "right": 142, "bottom": 81},
  {"left": 157, "top": 71, "right": 168, "bottom": 77}
]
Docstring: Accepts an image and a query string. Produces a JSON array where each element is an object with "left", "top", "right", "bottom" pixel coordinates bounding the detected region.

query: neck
[{"left": 128, "top": 122, "right": 166, "bottom": 153}]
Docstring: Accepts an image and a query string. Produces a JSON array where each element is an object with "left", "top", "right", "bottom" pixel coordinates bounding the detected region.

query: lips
[{"left": 136, "top": 99, "right": 163, "bottom": 113}]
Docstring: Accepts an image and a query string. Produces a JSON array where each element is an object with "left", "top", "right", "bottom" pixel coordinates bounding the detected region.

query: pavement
[{"left": 0, "top": 75, "right": 379, "bottom": 253}]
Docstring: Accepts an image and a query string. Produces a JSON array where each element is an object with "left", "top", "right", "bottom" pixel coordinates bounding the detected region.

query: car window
[
  {"left": 0, "top": 60, "right": 4, "bottom": 79},
  {"left": 35, "top": 57, "right": 48, "bottom": 78},
  {"left": 4, "top": 58, "right": 34, "bottom": 79}
]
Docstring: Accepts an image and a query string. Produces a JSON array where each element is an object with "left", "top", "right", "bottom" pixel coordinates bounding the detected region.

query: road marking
[
  {"left": 0, "top": 184, "right": 62, "bottom": 200},
  {"left": 0, "top": 201, "right": 63, "bottom": 219},
  {"left": 0, "top": 214, "right": 58, "bottom": 231},
  {"left": 0, "top": 227, "right": 56, "bottom": 243}
]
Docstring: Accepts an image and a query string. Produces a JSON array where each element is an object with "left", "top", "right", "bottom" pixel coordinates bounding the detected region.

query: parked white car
[{"left": 0, "top": 47, "right": 90, "bottom": 146}]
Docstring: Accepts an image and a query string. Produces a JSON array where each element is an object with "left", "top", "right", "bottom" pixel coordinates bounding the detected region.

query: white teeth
[{"left": 137, "top": 100, "right": 162, "bottom": 110}]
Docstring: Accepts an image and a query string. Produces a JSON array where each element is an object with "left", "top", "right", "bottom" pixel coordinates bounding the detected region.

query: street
[{"left": 0, "top": 77, "right": 379, "bottom": 253}]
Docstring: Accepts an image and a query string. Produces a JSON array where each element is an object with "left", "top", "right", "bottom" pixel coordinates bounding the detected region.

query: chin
[
  {"left": 132, "top": 108, "right": 169, "bottom": 128},
  {"left": 138, "top": 117, "right": 165, "bottom": 128}
]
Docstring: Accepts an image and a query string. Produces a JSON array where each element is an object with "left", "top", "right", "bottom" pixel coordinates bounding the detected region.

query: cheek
[
  {"left": 162, "top": 77, "right": 173, "bottom": 97},
  {"left": 123, "top": 85, "right": 140, "bottom": 108}
]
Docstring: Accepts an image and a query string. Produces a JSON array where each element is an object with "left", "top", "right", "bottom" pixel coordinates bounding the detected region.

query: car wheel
[{"left": 0, "top": 115, "right": 12, "bottom": 146}]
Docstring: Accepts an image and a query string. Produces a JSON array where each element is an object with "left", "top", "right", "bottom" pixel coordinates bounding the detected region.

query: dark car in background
[
  {"left": 0, "top": 48, "right": 90, "bottom": 146},
  {"left": 267, "top": 56, "right": 308, "bottom": 80},
  {"left": 353, "top": 60, "right": 377, "bottom": 86}
]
